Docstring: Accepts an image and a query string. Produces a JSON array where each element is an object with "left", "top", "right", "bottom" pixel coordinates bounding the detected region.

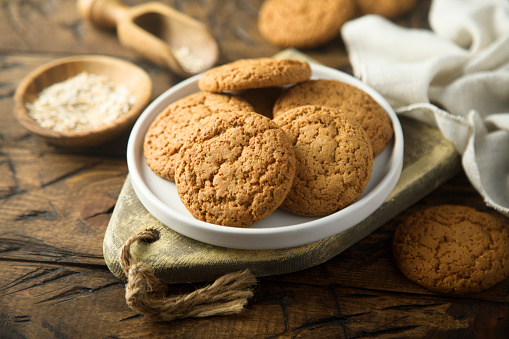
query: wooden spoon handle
[{"left": 78, "top": 0, "right": 129, "bottom": 29}]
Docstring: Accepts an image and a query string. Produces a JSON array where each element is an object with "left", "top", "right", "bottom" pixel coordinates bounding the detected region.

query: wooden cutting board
[{"left": 103, "top": 51, "right": 462, "bottom": 284}]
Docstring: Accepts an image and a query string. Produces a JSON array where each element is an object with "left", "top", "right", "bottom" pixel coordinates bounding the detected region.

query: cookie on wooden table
[
  {"left": 393, "top": 205, "right": 509, "bottom": 295},
  {"left": 198, "top": 58, "right": 311, "bottom": 93},
  {"left": 273, "top": 105, "right": 373, "bottom": 217},
  {"left": 175, "top": 111, "right": 296, "bottom": 228},
  {"left": 143, "top": 92, "right": 254, "bottom": 181},
  {"left": 356, "top": 0, "right": 417, "bottom": 19},
  {"left": 257, "top": 0, "right": 356, "bottom": 48},
  {"left": 273, "top": 79, "right": 393, "bottom": 156}
]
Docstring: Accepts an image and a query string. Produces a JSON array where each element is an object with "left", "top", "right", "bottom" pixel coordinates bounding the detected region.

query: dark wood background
[{"left": 1, "top": 0, "right": 508, "bottom": 337}]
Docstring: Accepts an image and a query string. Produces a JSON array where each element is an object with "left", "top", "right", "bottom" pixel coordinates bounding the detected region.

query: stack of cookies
[{"left": 143, "top": 58, "right": 393, "bottom": 227}]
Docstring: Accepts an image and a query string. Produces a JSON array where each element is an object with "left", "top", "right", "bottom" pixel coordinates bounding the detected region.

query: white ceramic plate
[{"left": 127, "top": 64, "right": 404, "bottom": 250}]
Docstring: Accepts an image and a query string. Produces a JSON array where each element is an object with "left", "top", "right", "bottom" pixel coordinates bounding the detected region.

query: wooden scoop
[{"left": 78, "top": 0, "right": 219, "bottom": 77}]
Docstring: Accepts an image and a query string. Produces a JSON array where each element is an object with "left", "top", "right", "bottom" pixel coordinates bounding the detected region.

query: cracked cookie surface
[
  {"left": 273, "top": 105, "right": 373, "bottom": 217},
  {"left": 273, "top": 79, "right": 393, "bottom": 156},
  {"left": 198, "top": 58, "right": 311, "bottom": 92},
  {"left": 393, "top": 205, "right": 509, "bottom": 295},
  {"left": 143, "top": 92, "right": 254, "bottom": 181},
  {"left": 175, "top": 111, "right": 296, "bottom": 227}
]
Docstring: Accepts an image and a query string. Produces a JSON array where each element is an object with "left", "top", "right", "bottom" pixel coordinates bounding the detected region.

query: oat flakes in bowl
[{"left": 14, "top": 55, "right": 152, "bottom": 148}]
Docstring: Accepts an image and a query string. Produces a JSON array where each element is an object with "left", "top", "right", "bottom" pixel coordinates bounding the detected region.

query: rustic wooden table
[{"left": 1, "top": 0, "right": 508, "bottom": 337}]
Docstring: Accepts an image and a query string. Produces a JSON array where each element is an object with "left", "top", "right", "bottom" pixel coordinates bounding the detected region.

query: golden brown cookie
[
  {"left": 175, "top": 111, "right": 296, "bottom": 228},
  {"left": 198, "top": 58, "right": 311, "bottom": 93},
  {"left": 258, "top": 0, "right": 356, "bottom": 48},
  {"left": 273, "top": 79, "right": 393, "bottom": 156},
  {"left": 356, "top": 0, "right": 417, "bottom": 19},
  {"left": 143, "top": 92, "right": 254, "bottom": 181},
  {"left": 273, "top": 105, "right": 373, "bottom": 217},
  {"left": 393, "top": 205, "right": 509, "bottom": 295}
]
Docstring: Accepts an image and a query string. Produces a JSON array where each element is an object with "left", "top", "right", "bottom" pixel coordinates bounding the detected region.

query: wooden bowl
[{"left": 14, "top": 55, "right": 152, "bottom": 148}]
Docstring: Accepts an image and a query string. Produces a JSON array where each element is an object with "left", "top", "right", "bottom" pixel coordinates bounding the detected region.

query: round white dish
[{"left": 127, "top": 63, "right": 404, "bottom": 250}]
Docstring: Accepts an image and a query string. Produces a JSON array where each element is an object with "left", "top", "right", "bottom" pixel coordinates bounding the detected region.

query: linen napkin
[{"left": 341, "top": 0, "right": 509, "bottom": 216}]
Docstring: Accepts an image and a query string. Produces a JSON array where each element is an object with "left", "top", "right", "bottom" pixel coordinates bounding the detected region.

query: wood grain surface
[{"left": 1, "top": 0, "right": 509, "bottom": 338}]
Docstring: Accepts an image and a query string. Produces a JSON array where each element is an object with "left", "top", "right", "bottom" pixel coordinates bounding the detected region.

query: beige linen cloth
[{"left": 341, "top": 0, "right": 509, "bottom": 216}]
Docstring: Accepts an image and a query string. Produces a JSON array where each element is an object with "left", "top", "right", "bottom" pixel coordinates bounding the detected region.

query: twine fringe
[{"left": 119, "top": 229, "right": 257, "bottom": 322}]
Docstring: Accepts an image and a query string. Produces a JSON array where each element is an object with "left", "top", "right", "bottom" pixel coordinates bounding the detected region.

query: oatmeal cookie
[
  {"left": 198, "top": 58, "right": 311, "bottom": 92},
  {"left": 258, "top": 0, "right": 356, "bottom": 48},
  {"left": 273, "top": 79, "right": 393, "bottom": 156},
  {"left": 175, "top": 111, "right": 296, "bottom": 227},
  {"left": 273, "top": 105, "right": 373, "bottom": 216},
  {"left": 393, "top": 205, "right": 509, "bottom": 295},
  {"left": 143, "top": 92, "right": 254, "bottom": 181}
]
